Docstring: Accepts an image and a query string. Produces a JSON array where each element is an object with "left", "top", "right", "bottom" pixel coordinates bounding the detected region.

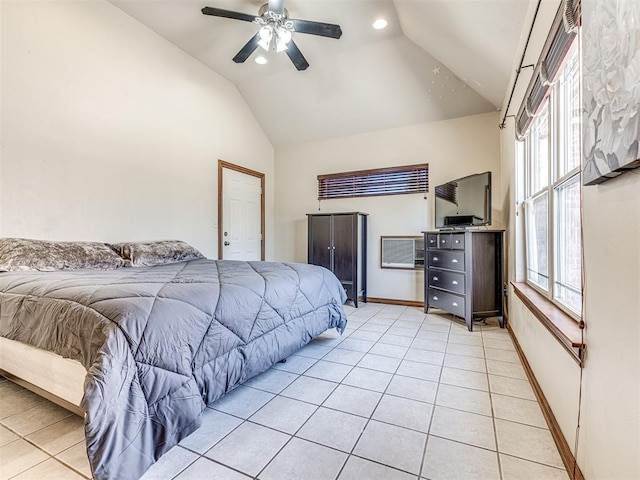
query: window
[
  {"left": 522, "top": 42, "right": 582, "bottom": 317},
  {"left": 318, "top": 164, "right": 428, "bottom": 200}
]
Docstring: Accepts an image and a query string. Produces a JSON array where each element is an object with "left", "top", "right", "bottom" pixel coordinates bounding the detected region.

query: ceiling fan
[{"left": 201, "top": 0, "right": 342, "bottom": 71}]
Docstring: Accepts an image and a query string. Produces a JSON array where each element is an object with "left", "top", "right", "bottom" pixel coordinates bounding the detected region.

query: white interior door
[{"left": 221, "top": 167, "right": 262, "bottom": 260}]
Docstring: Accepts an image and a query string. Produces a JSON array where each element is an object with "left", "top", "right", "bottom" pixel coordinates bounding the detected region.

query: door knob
[{"left": 224, "top": 241, "right": 230, "bottom": 246}]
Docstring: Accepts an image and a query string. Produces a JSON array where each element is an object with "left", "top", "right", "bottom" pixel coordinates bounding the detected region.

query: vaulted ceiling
[{"left": 110, "top": 0, "right": 529, "bottom": 147}]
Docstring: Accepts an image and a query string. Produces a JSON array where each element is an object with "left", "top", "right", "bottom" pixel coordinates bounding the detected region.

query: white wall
[
  {"left": 275, "top": 112, "right": 502, "bottom": 303},
  {"left": 578, "top": 170, "right": 640, "bottom": 479},
  {"left": 500, "top": 0, "right": 640, "bottom": 478},
  {"left": 509, "top": 294, "right": 581, "bottom": 448},
  {"left": 0, "top": 1, "right": 274, "bottom": 259}
]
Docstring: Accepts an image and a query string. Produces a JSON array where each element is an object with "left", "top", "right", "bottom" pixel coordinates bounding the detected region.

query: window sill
[{"left": 511, "top": 282, "right": 585, "bottom": 366}]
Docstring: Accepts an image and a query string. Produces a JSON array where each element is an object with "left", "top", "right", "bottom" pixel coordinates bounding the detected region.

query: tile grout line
[
  {"left": 331, "top": 305, "right": 414, "bottom": 480},
  {"left": 4, "top": 434, "right": 90, "bottom": 480},
  {"left": 216, "top": 343, "right": 555, "bottom": 457},
  {"left": 179, "top": 339, "right": 333, "bottom": 480},
  {"left": 355, "top": 306, "right": 454, "bottom": 478},
  {"left": 419, "top": 309, "right": 453, "bottom": 480},
  {"left": 483, "top": 323, "right": 506, "bottom": 480},
  {"left": 0, "top": 405, "right": 90, "bottom": 479},
  {"left": 247, "top": 305, "right": 394, "bottom": 480}
]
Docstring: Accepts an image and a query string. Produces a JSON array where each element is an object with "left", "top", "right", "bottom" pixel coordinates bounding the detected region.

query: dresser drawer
[
  {"left": 450, "top": 233, "right": 465, "bottom": 250},
  {"left": 428, "top": 270, "right": 465, "bottom": 294},
  {"left": 427, "top": 289, "right": 465, "bottom": 318},
  {"left": 426, "top": 234, "right": 439, "bottom": 248},
  {"left": 433, "top": 233, "right": 466, "bottom": 250},
  {"left": 427, "top": 250, "right": 465, "bottom": 272}
]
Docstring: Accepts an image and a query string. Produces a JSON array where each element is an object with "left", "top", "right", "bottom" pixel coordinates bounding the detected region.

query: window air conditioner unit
[{"left": 381, "top": 236, "right": 424, "bottom": 269}]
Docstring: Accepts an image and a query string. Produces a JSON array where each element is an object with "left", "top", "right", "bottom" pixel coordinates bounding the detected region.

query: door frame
[{"left": 218, "top": 160, "right": 265, "bottom": 260}]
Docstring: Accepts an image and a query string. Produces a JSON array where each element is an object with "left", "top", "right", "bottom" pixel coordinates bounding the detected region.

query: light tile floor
[{"left": 0, "top": 303, "right": 569, "bottom": 480}]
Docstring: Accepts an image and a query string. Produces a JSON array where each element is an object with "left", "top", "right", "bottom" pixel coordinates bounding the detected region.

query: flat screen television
[{"left": 434, "top": 171, "right": 491, "bottom": 229}]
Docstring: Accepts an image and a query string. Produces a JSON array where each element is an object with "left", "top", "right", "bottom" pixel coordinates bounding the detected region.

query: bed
[{"left": 0, "top": 239, "right": 347, "bottom": 480}]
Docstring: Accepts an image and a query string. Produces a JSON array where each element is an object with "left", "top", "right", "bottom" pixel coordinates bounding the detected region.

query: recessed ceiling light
[
  {"left": 372, "top": 18, "right": 388, "bottom": 30},
  {"left": 255, "top": 56, "right": 267, "bottom": 65}
]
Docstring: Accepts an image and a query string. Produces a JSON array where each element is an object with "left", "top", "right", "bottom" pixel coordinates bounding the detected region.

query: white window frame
[{"left": 521, "top": 41, "right": 582, "bottom": 320}]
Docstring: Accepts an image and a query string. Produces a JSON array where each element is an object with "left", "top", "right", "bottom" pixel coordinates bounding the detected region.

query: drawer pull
[
  {"left": 451, "top": 259, "right": 458, "bottom": 263},
  {"left": 433, "top": 276, "right": 439, "bottom": 281},
  {"left": 452, "top": 280, "right": 458, "bottom": 285},
  {"left": 433, "top": 296, "right": 439, "bottom": 301},
  {"left": 433, "top": 257, "right": 439, "bottom": 261},
  {"left": 452, "top": 302, "right": 459, "bottom": 307}
]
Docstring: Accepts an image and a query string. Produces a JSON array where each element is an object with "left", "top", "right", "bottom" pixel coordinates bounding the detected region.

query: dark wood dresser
[
  {"left": 423, "top": 230, "right": 504, "bottom": 331},
  {"left": 307, "top": 212, "right": 367, "bottom": 307}
]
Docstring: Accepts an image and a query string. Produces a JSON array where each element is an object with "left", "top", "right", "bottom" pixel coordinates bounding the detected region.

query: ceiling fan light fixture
[
  {"left": 258, "top": 25, "right": 273, "bottom": 50},
  {"left": 255, "top": 55, "right": 268, "bottom": 64},
  {"left": 257, "top": 24, "right": 291, "bottom": 52},
  {"left": 373, "top": 18, "right": 388, "bottom": 30},
  {"left": 202, "top": 2, "right": 342, "bottom": 70},
  {"left": 275, "top": 28, "right": 292, "bottom": 52}
]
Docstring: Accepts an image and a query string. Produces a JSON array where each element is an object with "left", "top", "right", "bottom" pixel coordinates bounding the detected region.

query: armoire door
[
  {"left": 332, "top": 214, "right": 355, "bottom": 283},
  {"left": 309, "top": 215, "right": 332, "bottom": 270}
]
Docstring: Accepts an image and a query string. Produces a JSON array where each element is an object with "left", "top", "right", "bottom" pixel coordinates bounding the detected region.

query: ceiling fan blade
[
  {"left": 290, "top": 19, "right": 342, "bottom": 39},
  {"left": 268, "top": 0, "right": 285, "bottom": 15},
  {"left": 286, "top": 40, "right": 309, "bottom": 71},
  {"left": 233, "top": 33, "right": 261, "bottom": 63},
  {"left": 201, "top": 6, "right": 256, "bottom": 22}
]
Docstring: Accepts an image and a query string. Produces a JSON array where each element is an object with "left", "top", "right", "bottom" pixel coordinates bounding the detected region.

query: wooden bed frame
[{"left": 0, "top": 337, "right": 85, "bottom": 416}]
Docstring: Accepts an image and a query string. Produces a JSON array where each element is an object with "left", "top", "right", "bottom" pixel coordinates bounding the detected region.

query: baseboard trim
[
  {"left": 507, "top": 326, "right": 585, "bottom": 480},
  {"left": 365, "top": 297, "right": 423, "bottom": 308}
]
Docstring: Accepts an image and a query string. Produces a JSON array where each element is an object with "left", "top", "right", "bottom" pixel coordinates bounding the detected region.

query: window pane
[
  {"left": 554, "top": 175, "right": 582, "bottom": 314},
  {"left": 525, "top": 192, "right": 549, "bottom": 290},
  {"left": 557, "top": 47, "right": 581, "bottom": 178},
  {"left": 529, "top": 102, "right": 549, "bottom": 194}
]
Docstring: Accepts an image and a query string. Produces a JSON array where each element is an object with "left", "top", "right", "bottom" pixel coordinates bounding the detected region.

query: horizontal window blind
[
  {"left": 515, "top": 0, "right": 581, "bottom": 140},
  {"left": 318, "top": 164, "right": 428, "bottom": 200}
]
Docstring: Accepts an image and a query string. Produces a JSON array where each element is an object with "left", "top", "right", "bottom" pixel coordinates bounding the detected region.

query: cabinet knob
[
  {"left": 430, "top": 239, "right": 435, "bottom": 244},
  {"left": 441, "top": 240, "right": 446, "bottom": 244},
  {"left": 433, "top": 276, "right": 439, "bottom": 281},
  {"left": 433, "top": 296, "right": 438, "bottom": 301},
  {"left": 451, "top": 259, "right": 458, "bottom": 263},
  {"left": 433, "top": 257, "right": 439, "bottom": 261},
  {"left": 452, "top": 280, "right": 458, "bottom": 285},
  {"left": 455, "top": 240, "right": 460, "bottom": 244},
  {"left": 452, "top": 302, "right": 458, "bottom": 307}
]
